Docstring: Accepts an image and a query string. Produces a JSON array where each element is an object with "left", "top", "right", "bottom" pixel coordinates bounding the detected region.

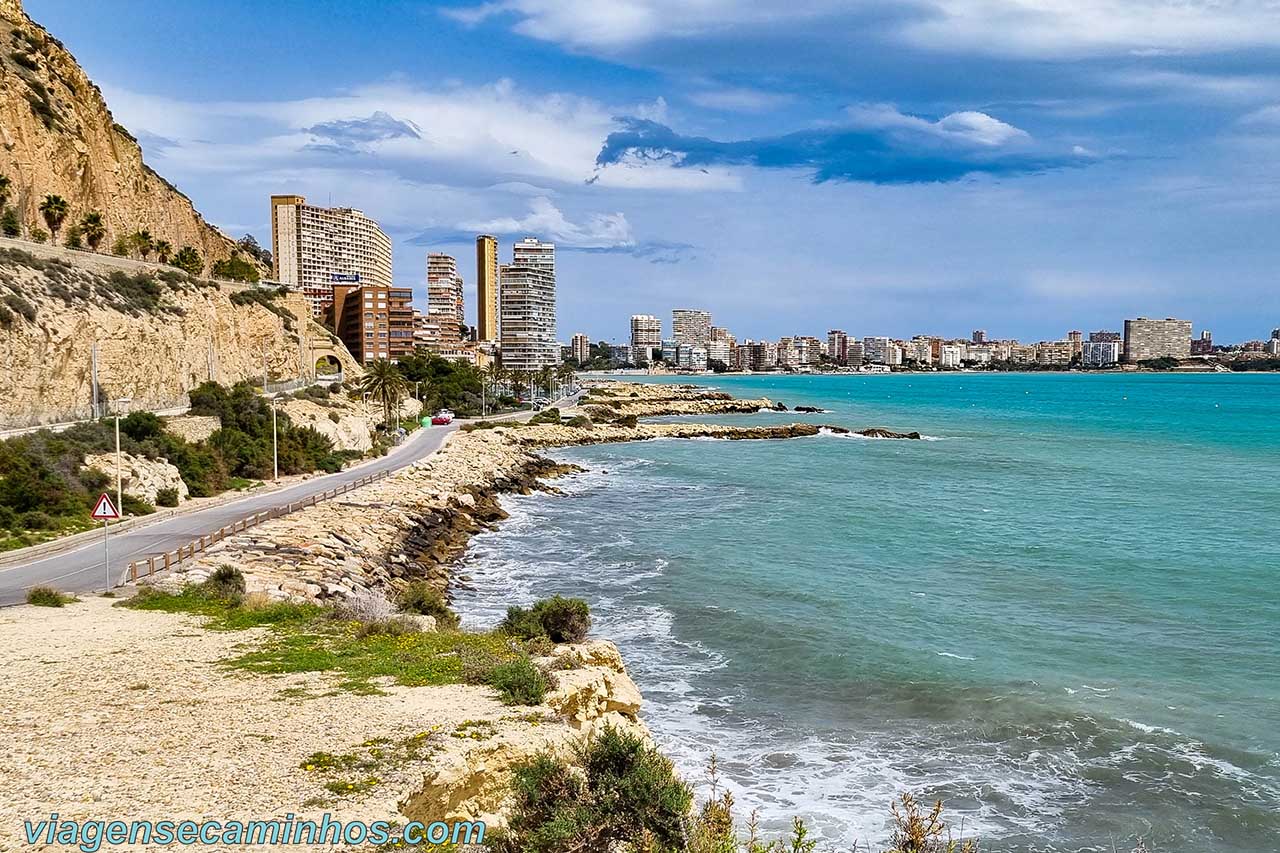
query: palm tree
[
  {"left": 359, "top": 359, "right": 408, "bottom": 429},
  {"left": 557, "top": 363, "right": 576, "bottom": 397},
  {"left": 131, "top": 229, "right": 154, "bottom": 260},
  {"left": 0, "top": 174, "right": 11, "bottom": 210},
  {"left": 154, "top": 239, "right": 173, "bottom": 264},
  {"left": 538, "top": 366, "right": 554, "bottom": 400},
  {"left": 38, "top": 194, "right": 69, "bottom": 242},
  {"left": 80, "top": 211, "right": 106, "bottom": 251}
]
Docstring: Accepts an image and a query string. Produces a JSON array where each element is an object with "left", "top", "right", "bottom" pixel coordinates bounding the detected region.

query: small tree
[
  {"left": 30, "top": 227, "right": 48, "bottom": 244},
  {"left": 111, "top": 234, "right": 131, "bottom": 256},
  {"left": 80, "top": 211, "right": 106, "bottom": 250},
  {"left": 38, "top": 194, "right": 69, "bottom": 242},
  {"left": 63, "top": 223, "right": 83, "bottom": 249},
  {"left": 0, "top": 207, "right": 19, "bottom": 238},
  {"left": 171, "top": 245, "right": 202, "bottom": 276},
  {"left": 0, "top": 174, "right": 11, "bottom": 209},
  {"left": 154, "top": 239, "right": 172, "bottom": 263}
]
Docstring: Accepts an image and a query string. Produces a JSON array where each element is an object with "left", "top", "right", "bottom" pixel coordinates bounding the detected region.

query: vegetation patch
[
  {"left": 26, "top": 585, "right": 77, "bottom": 607},
  {"left": 396, "top": 581, "right": 460, "bottom": 629},
  {"left": 499, "top": 596, "right": 592, "bottom": 644}
]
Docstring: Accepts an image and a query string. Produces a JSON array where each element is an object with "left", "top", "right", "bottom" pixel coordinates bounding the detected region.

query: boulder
[{"left": 82, "top": 451, "right": 189, "bottom": 506}]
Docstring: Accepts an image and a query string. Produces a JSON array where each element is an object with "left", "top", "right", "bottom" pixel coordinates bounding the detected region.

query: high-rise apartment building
[
  {"left": 672, "top": 309, "right": 712, "bottom": 345},
  {"left": 475, "top": 235, "right": 500, "bottom": 343},
  {"left": 972, "top": 330, "right": 987, "bottom": 344},
  {"left": 939, "top": 345, "right": 964, "bottom": 368},
  {"left": 512, "top": 236, "right": 555, "bottom": 274},
  {"left": 571, "top": 333, "right": 591, "bottom": 364},
  {"left": 270, "top": 194, "right": 393, "bottom": 317},
  {"left": 863, "top": 336, "right": 893, "bottom": 365},
  {"left": 1123, "top": 318, "right": 1192, "bottom": 362},
  {"left": 846, "top": 340, "right": 865, "bottom": 366},
  {"left": 1089, "top": 330, "right": 1122, "bottom": 343},
  {"left": 1272, "top": 328, "right": 1280, "bottom": 340},
  {"left": 630, "top": 314, "right": 662, "bottom": 364},
  {"left": 1191, "top": 330, "right": 1214, "bottom": 356},
  {"left": 420, "top": 253, "right": 465, "bottom": 352},
  {"left": 827, "top": 330, "right": 848, "bottom": 365},
  {"left": 500, "top": 238, "right": 557, "bottom": 372},
  {"left": 329, "top": 284, "right": 415, "bottom": 363},
  {"left": 1082, "top": 341, "right": 1121, "bottom": 366}
]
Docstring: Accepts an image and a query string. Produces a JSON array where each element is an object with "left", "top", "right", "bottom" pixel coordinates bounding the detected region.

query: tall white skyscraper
[
  {"left": 500, "top": 237, "right": 558, "bottom": 372},
  {"left": 630, "top": 314, "right": 662, "bottom": 364},
  {"left": 421, "top": 253, "right": 465, "bottom": 351},
  {"left": 672, "top": 309, "right": 712, "bottom": 345},
  {"left": 270, "top": 194, "right": 393, "bottom": 317}
]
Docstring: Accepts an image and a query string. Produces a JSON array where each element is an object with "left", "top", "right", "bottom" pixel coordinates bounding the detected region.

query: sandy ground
[{"left": 0, "top": 595, "right": 510, "bottom": 851}]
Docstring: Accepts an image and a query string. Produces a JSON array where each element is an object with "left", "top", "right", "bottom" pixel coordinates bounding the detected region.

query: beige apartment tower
[
  {"left": 476, "top": 235, "right": 499, "bottom": 343},
  {"left": 270, "top": 194, "right": 393, "bottom": 317},
  {"left": 1123, "top": 318, "right": 1193, "bottom": 362}
]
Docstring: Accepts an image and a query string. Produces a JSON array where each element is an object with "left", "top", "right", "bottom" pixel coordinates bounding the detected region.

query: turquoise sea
[{"left": 454, "top": 373, "right": 1280, "bottom": 851}]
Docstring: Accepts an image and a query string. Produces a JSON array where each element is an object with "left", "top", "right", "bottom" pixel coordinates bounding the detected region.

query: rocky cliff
[
  {"left": 0, "top": 0, "right": 253, "bottom": 273},
  {"left": 0, "top": 244, "right": 359, "bottom": 427}
]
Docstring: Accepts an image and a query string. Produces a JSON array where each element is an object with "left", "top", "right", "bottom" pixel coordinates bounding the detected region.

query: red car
[{"left": 431, "top": 409, "right": 454, "bottom": 425}]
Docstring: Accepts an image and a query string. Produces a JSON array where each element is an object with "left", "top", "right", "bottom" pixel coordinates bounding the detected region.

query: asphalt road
[{"left": 0, "top": 397, "right": 578, "bottom": 606}]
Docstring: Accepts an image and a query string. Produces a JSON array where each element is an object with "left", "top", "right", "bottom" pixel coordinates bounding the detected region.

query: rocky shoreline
[{"left": 3, "top": 381, "right": 927, "bottom": 843}]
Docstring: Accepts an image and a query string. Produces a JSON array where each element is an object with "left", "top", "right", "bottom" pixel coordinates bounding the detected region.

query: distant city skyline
[{"left": 29, "top": 0, "right": 1280, "bottom": 341}]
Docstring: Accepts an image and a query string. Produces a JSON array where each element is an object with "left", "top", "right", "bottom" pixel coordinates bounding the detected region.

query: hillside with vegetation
[{"left": 0, "top": 0, "right": 263, "bottom": 277}]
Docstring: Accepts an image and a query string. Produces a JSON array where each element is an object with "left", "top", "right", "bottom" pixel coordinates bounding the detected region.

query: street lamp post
[
  {"left": 113, "top": 397, "right": 132, "bottom": 513},
  {"left": 270, "top": 395, "right": 279, "bottom": 481}
]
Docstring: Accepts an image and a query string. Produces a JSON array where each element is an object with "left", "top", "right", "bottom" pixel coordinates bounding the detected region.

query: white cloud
[
  {"left": 846, "top": 103, "right": 1031, "bottom": 146},
  {"left": 459, "top": 196, "right": 635, "bottom": 247},
  {"left": 1105, "top": 69, "right": 1280, "bottom": 100},
  {"left": 101, "top": 78, "right": 733, "bottom": 193},
  {"left": 445, "top": 0, "right": 1280, "bottom": 59},
  {"left": 687, "top": 86, "right": 794, "bottom": 113}
]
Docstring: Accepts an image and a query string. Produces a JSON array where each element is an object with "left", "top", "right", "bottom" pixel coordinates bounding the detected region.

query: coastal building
[
  {"left": 1267, "top": 338, "right": 1280, "bottom": 356},
  {"left": 1123, "top": 318, "right": 1192, "bottom": 362},
  {"left": 499, "top": 238, "right": 558, "bottom": 372},
  {"left": 630, "top": 314, "right": 662, "bottom": 365},
  {"left": 1089, "top": 330, "right": 1122, "bottom": 342},
  {"left": 1082, "top": 340, "right": 1121, "bottom": 366},
  {"left": 909, "top": 338, "right": 934, "bottom": 366},
  {"left": 711, "top": 326, "right": 735, "bottom": 345},
  {"left": 1067, "top": 330, "right": 1083, "bottom": 343},
  {"left": 571, "top": 333, "right": 591, "bottom": 364},
  {"left": 827, "top": 330, "right": 848, "bottom": 365},
  {"left": 419, "top": 253, "right": 465, "bottom": 352},
  {"left": 736, "top": 340, "right": 777, "bottom": 371},
  {"left": 329, "top": 283, "right": 415, "bottom": 363},
  {"left": 939, "top": 345, "right": 963, "bottom": 368},
  {"left": 1035, "top": 340, "right": 1074, "bottom": 366},
  {"left": 672, "top": 309, "right": 712, "bottom": 345},
  {"left": 706, "top": 340, "right": 731, "bottom": 367},
  {"left": 965, "top": 344, "right": 993, "bottom": 364},
  {"left": 676, "top": 344, "right": 708, "bottom": 371},
  {"left": 846, "top": 340, "right": 864, "bottom": 367},
  {"left": 475, "top": 235, "right": 500, "bottom": 344},
  {"left": 270, "top": 194, "right": 393, "bottom": 317},
  {"left": 609, "top": 343, "right": 632, "bottom": 365},
  {"left": 661, "top": 339, "right": 679, "bottom": 364},
  {"left": 863, "top": 336, "right": 892, "bottom": 365},
  {"left": 972, "top": 330, "right": 987, "bottom": 344}
]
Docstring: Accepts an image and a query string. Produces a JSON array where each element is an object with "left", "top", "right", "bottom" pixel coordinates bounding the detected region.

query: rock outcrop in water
[{"left": 855, "top": 427, "right": 923, "bottom": 440}]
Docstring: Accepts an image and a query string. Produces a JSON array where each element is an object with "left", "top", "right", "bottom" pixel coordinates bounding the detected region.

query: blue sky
[{"left": 27, "top": 0, "right": 1280, "bottom": 342}]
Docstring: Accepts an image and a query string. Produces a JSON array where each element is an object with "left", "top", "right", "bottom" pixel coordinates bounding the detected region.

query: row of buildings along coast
[
  {"left": 567, "top": 310, "right": 1279, "bottom": 373},
  {"left": 269, "top": 194, "right": 559, "bottom": 370}
]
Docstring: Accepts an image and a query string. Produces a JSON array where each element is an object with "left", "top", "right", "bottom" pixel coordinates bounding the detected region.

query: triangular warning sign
[{"left": 91, "top": 492, "right": 120, "bottom": 520}]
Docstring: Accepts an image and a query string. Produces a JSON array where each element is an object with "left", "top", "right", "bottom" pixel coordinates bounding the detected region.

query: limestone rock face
[
  {"left": 0, "top": 0, "right": 258, "bottom": 274},
  {"left": 163, "top": 414, "right": 220, "bottom": 444},
  {"left": 0, "top": 251, "right": 359, "bottom": 427},
  {"left": 399, "top": 640, "right": 649, "bottom": 828},
  {"left": 82, "top": 450, "right": 188, "bottom": 506},
  {"left": 278, "top": 397, "right": 375, "bottom": 453}
]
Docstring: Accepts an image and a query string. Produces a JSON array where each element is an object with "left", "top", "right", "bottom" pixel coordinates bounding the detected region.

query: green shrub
[
  {"left": 0, "top": 504, "right": 17, "bottom": 531},
  {"left": 502, "top": 596, "right": 592, "bottom": 644},
  {"left": 120, "top": 411, "right": 165, "bottom": 442},
  {"left": 491, "top": 726, "right": 691, "bottom": 852},
  {"left": 201, "top": 565, "right": 246, "bottom": 601},
  {"left": 354, "top": 616, "right": 420, "bottom": 639},
  {"left": 396, "top": 581, "right": 460, "bottom": 629},
  {"left": 154, "top": 487, "right": 179, "bottom": 507},
  {"left": 27, "top": 586, "right": 76, "bottom": 607},
  {"left": 120, "top": 493, "right": 154, "bottom": 516},
  {"left": 499, "top": 605, "right": 547, "bottom": 641},
  {"left": 528, "top": 407, "right": 562, "bottom": 425},
  {"left": 20, "top": 509, "right": 55, "bottom": 530},
  {"left": 566, "top": 415, "right": 593, "bottom": 429},
  {"left": 485, "top": 656, "right": 551, "bottom": 705},
  {"left": 533, "top": 596, "right": 591, "bottom": 643}
]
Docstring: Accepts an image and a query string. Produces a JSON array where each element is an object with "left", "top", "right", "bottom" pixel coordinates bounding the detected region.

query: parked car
[
  {"left": 532, "top": 397, "right": 552, "bottom": 410},
  {"left": 431, "top": 409, "right": 454, "bottom": 425}
]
